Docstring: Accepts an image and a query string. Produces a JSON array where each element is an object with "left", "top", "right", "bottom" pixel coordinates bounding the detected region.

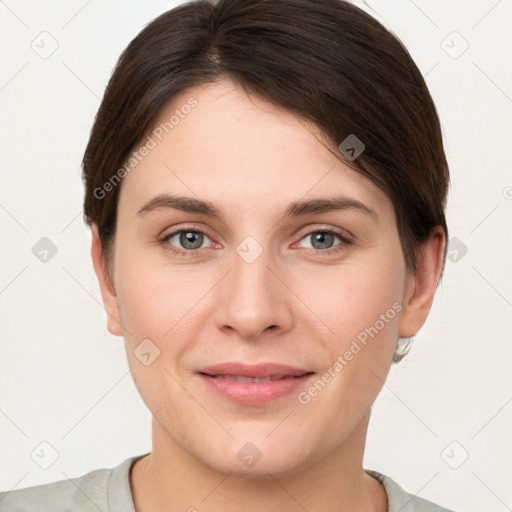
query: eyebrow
[{"left": 137, "top": 193, "right": 378, "bottom": 223}]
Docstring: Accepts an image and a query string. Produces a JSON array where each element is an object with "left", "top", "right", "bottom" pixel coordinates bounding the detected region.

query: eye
[
  {"left": 159, "top": 227, "right": 352, "bottom": 256},
  {"left": 296, "top": 229, "right": 351, "bottom": 253},
  {"left": 160, "top": 229, "right": 213, "bottom": 253}
]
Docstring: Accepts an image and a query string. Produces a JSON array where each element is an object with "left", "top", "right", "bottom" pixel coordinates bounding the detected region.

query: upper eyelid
[
  {"left": 296, "top": 225, "right": 352, "bottom": 240},
  {"left": 164, "top": 224, "right": 214, "bottom": 241},
  {"left": 164, "top": 223, "right": 349, "bottom": 237}
]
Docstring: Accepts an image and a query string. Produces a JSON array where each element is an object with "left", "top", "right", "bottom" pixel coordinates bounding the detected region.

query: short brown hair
[{"left": 82, "top": 0, "right": 449, "bottom": 304}]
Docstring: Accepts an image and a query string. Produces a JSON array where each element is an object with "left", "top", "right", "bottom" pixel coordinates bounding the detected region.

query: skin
[{"left": 91, "top": 78, "right": 445, "bottom": 512}]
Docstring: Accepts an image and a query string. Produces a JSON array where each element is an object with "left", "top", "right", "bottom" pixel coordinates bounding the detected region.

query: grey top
[{"left": 0, "top": 453, "right": 458, "bottom": 511}]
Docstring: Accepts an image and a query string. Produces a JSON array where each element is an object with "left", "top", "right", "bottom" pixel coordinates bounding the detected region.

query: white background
[{"left": 0, "top": 1, "right": 511, "bottom": 510}]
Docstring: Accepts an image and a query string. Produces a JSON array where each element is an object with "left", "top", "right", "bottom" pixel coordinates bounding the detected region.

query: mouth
[
  {"left": 196, "top": 362, "right": 316, "bottom": 405},
  {"left": 198, "top": 361, "right": 314, "bottom": 379}
]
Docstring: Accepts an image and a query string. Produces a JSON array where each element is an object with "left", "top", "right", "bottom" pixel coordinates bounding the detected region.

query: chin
[
  {"left": 211, "top": 457, "right": 307, "bottom": 480},
  {"left": 194, "top": 437, "right": 316, "bottom": 479}
]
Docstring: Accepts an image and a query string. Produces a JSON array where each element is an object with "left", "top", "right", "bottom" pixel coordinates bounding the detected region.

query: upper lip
[{"left": 198, "top": 362, "right": 314, "bottom": 379}]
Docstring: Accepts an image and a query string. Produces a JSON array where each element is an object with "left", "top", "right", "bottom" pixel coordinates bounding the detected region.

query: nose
[{"left": 213, "top": 241, "right": 293, "bottom": 341}]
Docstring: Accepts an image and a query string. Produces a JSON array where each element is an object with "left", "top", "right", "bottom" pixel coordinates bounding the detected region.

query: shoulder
[
  {"left": 0, "top": 467, "right": 112, "bottom": 512},
  {"left": 0, "top": 454, "right": 144, "bottom": 512},
  {"left": 365, "top": 469, "right": 461, "bottom": 512}
]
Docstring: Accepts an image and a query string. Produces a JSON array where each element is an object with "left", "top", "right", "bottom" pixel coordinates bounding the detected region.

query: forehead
[{"left": 117, "top": 79, "right": 394, "bottom": 223}]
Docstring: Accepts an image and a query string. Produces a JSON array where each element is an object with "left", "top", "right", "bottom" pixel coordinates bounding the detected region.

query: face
[{"left": 92, "top": 78, "right": 438, "bottom": 478}]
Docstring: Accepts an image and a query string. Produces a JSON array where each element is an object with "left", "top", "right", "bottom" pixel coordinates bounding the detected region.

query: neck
[{"left": 130, "top": 411, "right": 387, "bottom": 512}]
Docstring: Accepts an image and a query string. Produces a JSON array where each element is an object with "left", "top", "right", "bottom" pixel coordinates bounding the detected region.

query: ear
[
  {"left": 398, "top": 226, "right": 446, "bottom": 338},
  {"left": 90, "top": 224, "right": 124, "bottom": 337}
]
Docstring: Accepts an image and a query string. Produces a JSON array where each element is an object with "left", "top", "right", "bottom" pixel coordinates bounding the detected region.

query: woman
[{"left": 0, "top": 0, "right": 459, "bottom": 510}]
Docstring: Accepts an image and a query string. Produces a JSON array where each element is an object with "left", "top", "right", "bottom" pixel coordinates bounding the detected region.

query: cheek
[
  {"left": 114, "top": 260, "right": 220, "bottom": 399},
  {"left": 307, "top": 263, "right": 404, "bottom": 343},
  {"left": 114, "top": 267, "right": 200, "bottom": 415},
  {"left": 295, "top": 259, "right": 405, "bottom": 409},
  {"left": 116, "top": 260, "right": 201, "bottom": 341}
]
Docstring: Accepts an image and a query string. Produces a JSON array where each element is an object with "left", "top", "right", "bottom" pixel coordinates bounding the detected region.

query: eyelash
[{"left": 158, "top": 225, "right": 353, "bottom": 257}]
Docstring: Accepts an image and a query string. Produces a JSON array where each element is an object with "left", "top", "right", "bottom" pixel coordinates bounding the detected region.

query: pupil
[
  {"left": 181, "top": 231, "right": 202, "bottom": 249},
  {"left": 314, "top": 232, "right": 333, "bottom": 249}
]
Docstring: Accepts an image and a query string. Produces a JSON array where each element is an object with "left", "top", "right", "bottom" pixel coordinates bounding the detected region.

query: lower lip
[{"left": 198, "top": 373, "right": 315, "bottom": 405}]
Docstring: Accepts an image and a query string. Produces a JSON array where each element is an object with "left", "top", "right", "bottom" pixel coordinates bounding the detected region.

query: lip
[
  {"left": 198, "top": 362, "right": 312, "bottom": 379},
  {"left": 197, "top": 362, "right": 315, "bottom": 405}
]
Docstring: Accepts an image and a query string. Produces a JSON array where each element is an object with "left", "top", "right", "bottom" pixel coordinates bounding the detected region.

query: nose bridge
[
  {"left": 234, "top": 240, "right": 272, "bottom": 296},
  {"left": 214, "top": 235, "right": 292, "bottom": 339}
]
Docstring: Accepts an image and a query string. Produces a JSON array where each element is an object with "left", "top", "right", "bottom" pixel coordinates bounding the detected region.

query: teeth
[{"left": 213, "top": 374, "right": 291, "bottom": 382}]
